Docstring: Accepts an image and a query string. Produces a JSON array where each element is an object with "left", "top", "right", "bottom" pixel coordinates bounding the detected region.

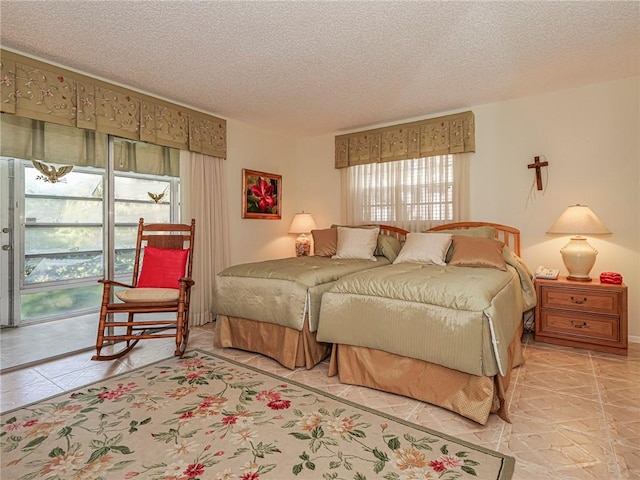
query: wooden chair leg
[
  {"left": 93, "top": 282, "right": 112, "bottom": 360},
  {"left": 126, "top": 312, "right": 135, "bottom": 349}
]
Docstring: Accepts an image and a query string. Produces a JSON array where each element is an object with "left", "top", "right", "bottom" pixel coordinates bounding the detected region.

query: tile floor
[
  {"left": 0, "top": 313, "right": 97, "bottom": 370},
  {"left": 1, "top": 323, "right": 638, "bottom": 480}
]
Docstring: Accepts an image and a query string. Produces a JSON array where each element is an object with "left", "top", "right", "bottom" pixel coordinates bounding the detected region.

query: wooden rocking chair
[{"left": 93, "top": 218, "right": 196, "bottom": 361}]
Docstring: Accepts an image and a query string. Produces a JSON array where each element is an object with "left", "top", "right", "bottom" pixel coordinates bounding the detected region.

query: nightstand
[{"left": 534, "top": 276, "right": 628, "bottom": 355}]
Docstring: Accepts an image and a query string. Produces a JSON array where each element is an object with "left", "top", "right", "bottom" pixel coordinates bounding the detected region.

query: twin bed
[{"left": 212, "top": 222, "right": 536, "bottom": 424}]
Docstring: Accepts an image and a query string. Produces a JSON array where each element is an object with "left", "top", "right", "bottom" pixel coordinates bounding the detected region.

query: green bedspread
[
  {"left": 212, "top": 256, "right": 390, "bottom": 332},
  {"left": 316, "top": 250, "right": 536, "bottom": 377}
]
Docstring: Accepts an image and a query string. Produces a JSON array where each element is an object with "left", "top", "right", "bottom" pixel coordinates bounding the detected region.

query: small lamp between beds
[
  {"left": 289, "top": 212, "right": 317, "bottom": 257},
  {"left": 546, "top": 204, "right": 611, "bottom": 282}
]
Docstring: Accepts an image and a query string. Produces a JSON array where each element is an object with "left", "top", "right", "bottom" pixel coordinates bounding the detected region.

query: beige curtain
[
  {"left": 180, "top": 151, "right": 230, "bottom": 326},
  {"left": 342, "top": 154, "right": 469, "bottom": 231}
]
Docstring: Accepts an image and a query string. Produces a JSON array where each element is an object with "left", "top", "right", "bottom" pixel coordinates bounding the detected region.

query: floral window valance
[
  {"left": 0, "top": 49, "right": 227, "bottom": 158},
  {"left": 334, "top": 111, "right": 475, "bottom": 168}
]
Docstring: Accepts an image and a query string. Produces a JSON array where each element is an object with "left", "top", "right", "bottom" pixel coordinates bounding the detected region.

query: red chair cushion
[{"left": 137, "top": 247, "right": 189, "bottom": 289}]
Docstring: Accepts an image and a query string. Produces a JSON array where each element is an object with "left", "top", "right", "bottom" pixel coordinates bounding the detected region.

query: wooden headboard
[
  {"left": 370, "top": 224, "right": 410, "bottom": 243},
  {"left": 428, "top": 222, "right": 521, "bottom": 256}
]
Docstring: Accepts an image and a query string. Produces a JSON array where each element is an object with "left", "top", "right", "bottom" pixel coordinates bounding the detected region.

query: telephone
[{"left": 535, "top": 266, "right": 559, "bottom": 280}]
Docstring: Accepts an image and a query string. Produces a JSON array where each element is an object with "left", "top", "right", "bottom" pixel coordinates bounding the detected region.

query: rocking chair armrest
[
  {"left": 98, "top": 278, "right": 135, "bottom": 289},
  {"left": 178, "top": 277, "right": 195, "bottom": 288}
]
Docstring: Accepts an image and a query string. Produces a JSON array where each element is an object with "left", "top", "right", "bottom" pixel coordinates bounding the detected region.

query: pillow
[
  {"left": 375, "top": 234, "right": 402, "bottom": 262},
  {"left": 116, "top": 287, "right": 180, "bottom": 303},
  {"left": 312, "top": 228, "right": 337, "bottom": 257},
  {"left": 137, "top": 247, "right": 189, "bottom": 289},
  {"left": 427, "top": 226, "right": 496, "bottom": 263},
  {"left": 332, "top": 226, "right": 379, "bottom": 261},
  {"left": 392, "top": 233, "right": 452, "bottom": 266},
  {"left": 448, "top": 236, "right": 507, "bottom": 271}
]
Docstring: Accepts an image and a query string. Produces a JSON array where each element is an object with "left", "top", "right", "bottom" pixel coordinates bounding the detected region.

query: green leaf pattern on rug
[{"left": 1, "top": 351, "right": 507, "bottom": 479}]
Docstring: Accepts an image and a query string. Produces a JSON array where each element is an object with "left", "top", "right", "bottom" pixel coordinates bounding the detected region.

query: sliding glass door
[{"left": 0, "top": 133, "right": 180, "bottom": 326}]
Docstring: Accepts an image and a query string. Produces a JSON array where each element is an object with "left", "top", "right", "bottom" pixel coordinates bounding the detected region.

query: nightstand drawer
[
  {"left": 538, "top": 311, "right": 620, "bottom": 342},
  {"left": 539, "top": 286, "right": 619, "bottom": 315}
]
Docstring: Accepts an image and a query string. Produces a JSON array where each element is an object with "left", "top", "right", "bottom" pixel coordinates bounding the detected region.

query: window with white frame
[{"left": 345, "top": 154, "right": 459, "bottom": 232}]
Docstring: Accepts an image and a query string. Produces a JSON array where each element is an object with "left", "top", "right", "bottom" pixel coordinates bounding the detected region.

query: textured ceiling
[{"left": 1, "top": 1, "right": 639, "bottom": 137}]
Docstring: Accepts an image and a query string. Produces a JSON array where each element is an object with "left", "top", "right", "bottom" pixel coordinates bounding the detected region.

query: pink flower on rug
[
  {"left": 184, "top": 462, "right": 205, "bottom": 478},
  {"left": 97, "top": 382, "right": 136, "bottom": 400},
  {"left": 256, "top": 390, "right": 281, "bottom": 402},
  {"left": 267, "top": 399, "right": 291, "bottom": 410},
  {"left": 180, "top": 411, "right": 195, "bottom": 420},
  {"left": 178, "top": 358, "right": 205, "bottom": 369},
  {"left": 222, "top": 414, "right": 238, "bottom": 425},
  {"left": 428, "top": 459, "right": 446, "bottom": 472},
  {"left": 124, "top": 472, "right": 139, "bottom": 478},
  {"left": 240, "top": 472, "right": 260, "bottom": 480},
  {"left": 439, "top": 454, "right": 463, "bottom": 469}
]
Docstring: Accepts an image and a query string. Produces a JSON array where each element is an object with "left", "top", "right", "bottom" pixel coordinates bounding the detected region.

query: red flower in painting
[
  {"left": 250, "top": 179, "right": 275, "bottom": 212},
  {"left": 429, "top": 459, "right": 446, "bottom": 472}
]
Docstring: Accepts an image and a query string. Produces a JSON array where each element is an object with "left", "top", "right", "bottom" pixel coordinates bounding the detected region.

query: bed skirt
[
  {"left": 215, "top": 315, "right": 331, "bottom": 370},
  {"left": 327, "top": 322, "right": 524, "bottom": 425}
]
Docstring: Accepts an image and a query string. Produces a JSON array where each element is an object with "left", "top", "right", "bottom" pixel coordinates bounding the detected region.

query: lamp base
[
  {"left": 295, "top": 234, "right": 311, "bottom": 257},
  {"left": 566, "top": 275, "right": 593, "bottom": 282},
  {"left": 560, "top": 236, "right": 597, "bottom": 282}
]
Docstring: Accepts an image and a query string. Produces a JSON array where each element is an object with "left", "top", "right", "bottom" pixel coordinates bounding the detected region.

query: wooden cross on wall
[{"left": 528, "top": 156, "right": 548, "bottom": 190}]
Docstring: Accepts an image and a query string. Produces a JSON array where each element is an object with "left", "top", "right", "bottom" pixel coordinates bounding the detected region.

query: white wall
[
  {"left": 469, "top": 77, "right": 639, "bottom": 340},
  {"left": 225, "top": 119, "right": 298, "bottom": 265}
]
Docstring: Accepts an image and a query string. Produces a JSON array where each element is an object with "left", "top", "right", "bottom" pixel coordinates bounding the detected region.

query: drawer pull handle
[
  {"left": 571, "top": 320, "right": 588, "bottom": 329},
  {"left": 570, "top": 296, "right": 587, "bottom": 304}
]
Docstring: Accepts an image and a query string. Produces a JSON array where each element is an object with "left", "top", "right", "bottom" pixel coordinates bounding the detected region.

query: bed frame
[
  {"left": 215, "top": 224, "right": 409, "bottom": 370},
  {"left": 326, "top": 222, "right": 524, "bottom": 424}
]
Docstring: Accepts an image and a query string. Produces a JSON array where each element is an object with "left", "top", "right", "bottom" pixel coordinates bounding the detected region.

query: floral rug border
[{"left": 2, "top": 348, "right": 515, "bottom": 479}]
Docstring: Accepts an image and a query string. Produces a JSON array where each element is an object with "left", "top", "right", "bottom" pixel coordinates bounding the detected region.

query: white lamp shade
[
  {"left": 547, "top": 204, "right": 611, "bottom": 281},
  {"left": 546, "top": 204, "right": 611, "bottom": 235},
  {"left": 289, "top": 213, "right": 317, "bottom": 234}
]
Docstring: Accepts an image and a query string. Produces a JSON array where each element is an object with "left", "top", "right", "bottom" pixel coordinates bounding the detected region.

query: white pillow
[
  {"left": 393, "top": 232, "right": 452, "bottom": 266},
  {"left": 332, "top": 226, "right": 380, "bottom": 261}
]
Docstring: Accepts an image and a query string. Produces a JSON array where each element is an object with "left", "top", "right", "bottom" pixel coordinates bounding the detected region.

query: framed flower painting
[{"left": 242, "top": 169, "right": 282, "bottom": 219}]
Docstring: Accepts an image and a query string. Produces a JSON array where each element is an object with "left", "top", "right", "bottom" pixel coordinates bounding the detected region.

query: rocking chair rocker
[{"left": 93, "top": 218, "right": 196, "bottom": 361}]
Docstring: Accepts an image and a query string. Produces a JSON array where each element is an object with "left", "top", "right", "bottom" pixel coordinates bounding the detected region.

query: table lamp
[
  {"left": 289, "top": 212, "right": 317, "bottom": 257},
  {"left": 546, "top": 204, "right": 611, "bottom": 281}
]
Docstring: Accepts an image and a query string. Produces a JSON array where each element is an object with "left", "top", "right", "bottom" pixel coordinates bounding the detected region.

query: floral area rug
[{"left": 1, "top": 349, "right": 514, "bottom": 480}]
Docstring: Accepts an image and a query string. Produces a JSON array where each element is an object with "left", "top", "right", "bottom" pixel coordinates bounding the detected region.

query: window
[{"left": 345, "top": 154, "right": 463, "bottom": 232}]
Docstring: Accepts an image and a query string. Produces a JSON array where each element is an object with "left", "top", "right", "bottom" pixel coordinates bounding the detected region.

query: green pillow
[{"left": 375, "top": 235, "right": 402, "bottom": 262}]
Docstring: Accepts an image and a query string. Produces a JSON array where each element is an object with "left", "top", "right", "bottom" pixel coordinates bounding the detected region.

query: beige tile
[
  {"left": 597, "top": 376, "right": 640, "bottom": 408},
  {"left": 603, "top": 404, "right": 640, "bottom": 447},
  {"left": 0, "top": 368, "right": 64, "bottom": 411},
  {"left": 612, "top": 439, "right": 640, "bottom": 479}
]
